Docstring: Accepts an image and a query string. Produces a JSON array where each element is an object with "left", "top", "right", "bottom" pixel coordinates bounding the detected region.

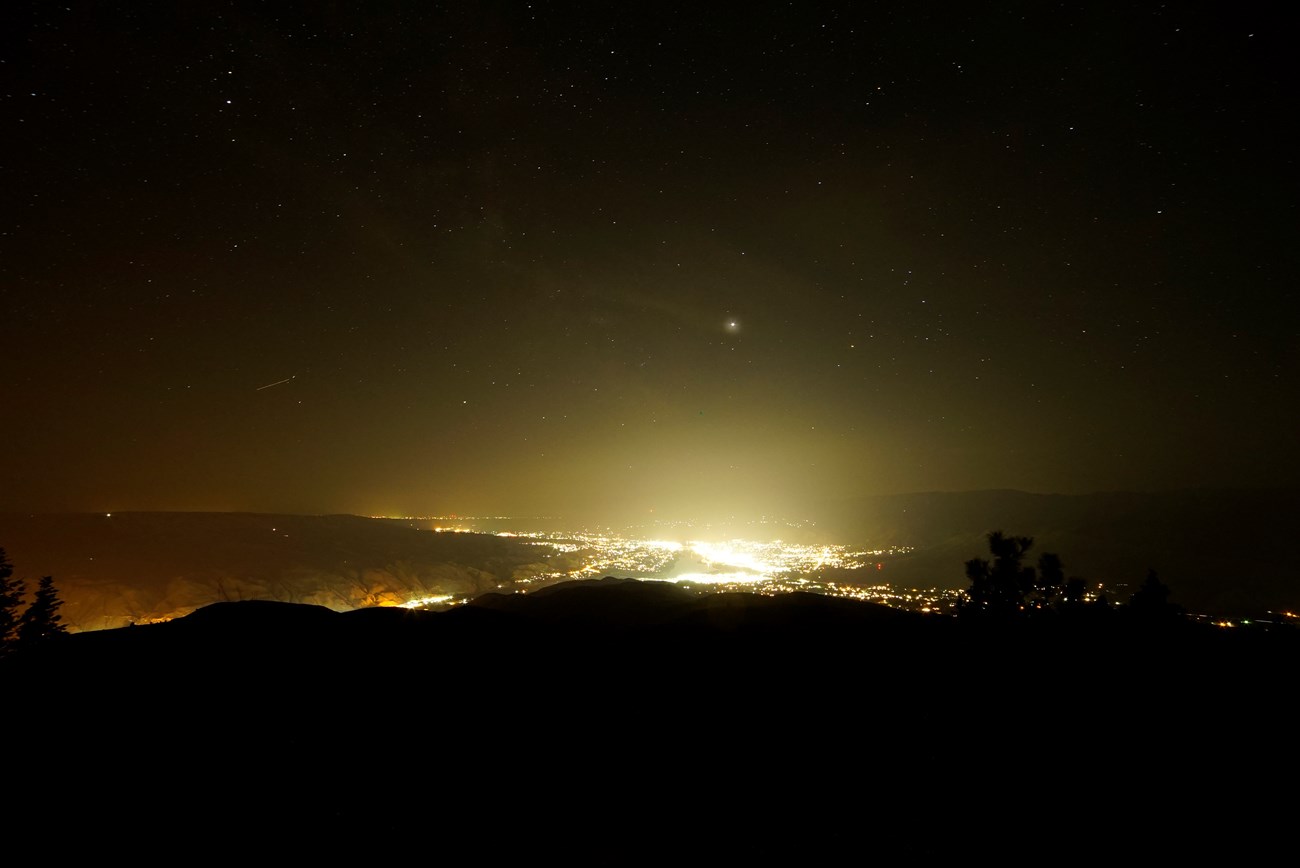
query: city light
[{"left": 394, "top": 522, "right": 958, "bottom": 614}]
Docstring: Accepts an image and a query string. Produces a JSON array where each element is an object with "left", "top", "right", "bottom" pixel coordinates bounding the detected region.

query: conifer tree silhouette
[
  {"left": 0, "top": 548, "right": 28, "bottom": 655},
  {"left": 17, "top": 575, "right": 68, "bottom": 645}
]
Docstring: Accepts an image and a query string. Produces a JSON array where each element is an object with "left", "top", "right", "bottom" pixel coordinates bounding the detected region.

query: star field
[{"left": 2, "top": 2, "right": 1295, "bottom": 521}]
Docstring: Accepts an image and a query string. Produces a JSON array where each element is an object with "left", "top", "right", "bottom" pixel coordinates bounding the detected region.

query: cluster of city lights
[{"left": 400, "top": 523, "right": 941, "bottom": 612}]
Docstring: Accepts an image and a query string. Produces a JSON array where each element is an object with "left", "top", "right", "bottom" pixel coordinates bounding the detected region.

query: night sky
[{"left": 3, "top": 2, "right": 1295, "bottom": 522}]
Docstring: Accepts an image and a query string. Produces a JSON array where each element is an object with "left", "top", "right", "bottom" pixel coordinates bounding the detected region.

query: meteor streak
[{"left": 256, "top": 376, "right": 295, "bottom": 391}]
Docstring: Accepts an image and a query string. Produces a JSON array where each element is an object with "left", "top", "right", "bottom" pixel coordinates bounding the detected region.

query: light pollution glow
[{"left": 429, "top": 525, "right": 915, "bottom": 592}]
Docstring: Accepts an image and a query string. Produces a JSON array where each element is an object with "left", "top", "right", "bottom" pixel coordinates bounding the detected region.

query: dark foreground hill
[{"left": 6, "top": 578, "right": 1295, "bottom": 859}]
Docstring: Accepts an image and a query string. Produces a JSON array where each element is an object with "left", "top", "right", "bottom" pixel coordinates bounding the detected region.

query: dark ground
[{"left": 6, "top": 579, "right": 1294, "bottom": 860}]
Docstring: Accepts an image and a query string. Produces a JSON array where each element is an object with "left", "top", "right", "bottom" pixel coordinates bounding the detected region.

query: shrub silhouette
[
  {"left": 959, "top": 531, "right": 1045, "bottom": 617},
  {"left": 960, "top": 531, "right": 1031, "bottom": 616},
  {"left": 1126, "top": 569, "right": 1182, "bottom": 620},
  {"left": 960, "top": 531, "right": 1187, "bottom": 625},
  {"left": 958, "top": 531, "right": 1111, "bottom": 619}
]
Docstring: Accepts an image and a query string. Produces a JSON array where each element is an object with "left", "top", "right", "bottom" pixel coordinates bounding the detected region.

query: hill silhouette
[
  {"left": 4, "top": 503, "right": 1294, "bottom": 858},
  {"left": 4, "top": 487, "right": 1298, "bottom": 633},
  {"left": 10, "top": 577, "right": 1295, "bottom": 738},
  {"left": 5, "top": 577, "right": 1293, "bottom": 858},
  {"left": 0, "top": 511, "right": 578, "bottom": 629}
]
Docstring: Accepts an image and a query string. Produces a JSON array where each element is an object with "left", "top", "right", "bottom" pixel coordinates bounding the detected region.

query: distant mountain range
[
  {"left": 0, "top": 511, "right": 576, "bottom": 630},
  {"left": 2, "top": 487, "right": 1296, "bottom": 629},
  {"left": 808, "top": 487, "right": 1300, "bottom": 617}
]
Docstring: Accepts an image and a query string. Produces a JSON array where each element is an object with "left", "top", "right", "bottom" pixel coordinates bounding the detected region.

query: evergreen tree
[
  {"left": 17, "top": 575, "right": 68, "bottom": 645},
  {"left": 0, "top": 548, "right": 29, "bottom": 654}
]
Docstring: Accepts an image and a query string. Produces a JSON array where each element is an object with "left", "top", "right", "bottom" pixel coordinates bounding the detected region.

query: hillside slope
[
  {"left": 6, "top": 579, "right": 1294, "bottom": 859},
  {"left": 0, "top": 511, "right": 574, "bottom": 629}
]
